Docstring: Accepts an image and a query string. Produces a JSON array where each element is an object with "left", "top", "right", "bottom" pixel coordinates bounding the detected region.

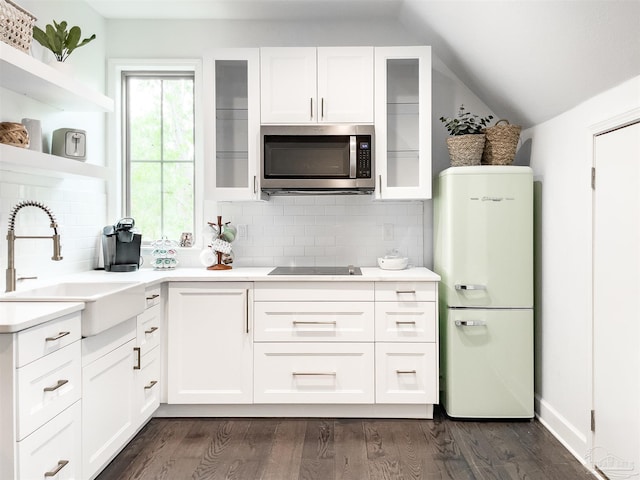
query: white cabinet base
[{"left": 156, "top": 402, "right": 434, "bottom": 419}]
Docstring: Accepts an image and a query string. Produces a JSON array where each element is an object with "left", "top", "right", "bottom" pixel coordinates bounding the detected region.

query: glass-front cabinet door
[
  {"left": 374, "top": 46, "right": 432, "bottom": 200},
  {"left": 205, "top": 49, "right": 261, "bottom": 200}
]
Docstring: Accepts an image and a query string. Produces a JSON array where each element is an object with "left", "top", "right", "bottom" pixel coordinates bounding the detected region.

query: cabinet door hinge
[
  {"left": 591, "top": 167, "right": 596, "bottom": 190},
  {"left": 591, "top": 409, "right": 596, "bottom": 432}
]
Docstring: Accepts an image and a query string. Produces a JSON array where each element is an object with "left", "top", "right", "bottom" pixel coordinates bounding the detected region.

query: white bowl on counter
[{"left": 377, "top": 256, "right": 409, "bottom": 270}]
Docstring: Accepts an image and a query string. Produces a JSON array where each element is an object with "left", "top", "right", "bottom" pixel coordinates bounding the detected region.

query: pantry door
[{"left": 592, "top": 119, "right": 640, "bottom": 479}]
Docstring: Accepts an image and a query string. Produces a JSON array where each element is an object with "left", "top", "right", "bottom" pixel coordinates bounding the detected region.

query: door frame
[{"left": 588, "top": 107, "right": 640, "bottom": 472}]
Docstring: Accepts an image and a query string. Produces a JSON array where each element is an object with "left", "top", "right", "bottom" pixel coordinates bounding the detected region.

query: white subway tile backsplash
[
  {"left": 0, "top": 173, "right": 106, "bottom": 291},
  {"left": 216, "top": 195, "right": 424, "bottom": 268}
]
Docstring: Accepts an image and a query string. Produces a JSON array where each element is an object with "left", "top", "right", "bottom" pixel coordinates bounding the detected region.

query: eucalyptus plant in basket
[
  {"left": 440, "top": 105, "right": 493, "bottom": 166},
  {"left": 32, "top": 20, "right": 96, "bottom": 62}
]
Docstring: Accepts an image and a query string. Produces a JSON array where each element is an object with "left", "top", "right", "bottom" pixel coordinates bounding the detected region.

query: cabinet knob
[
  {"left": 43, "top": 379, "right": 68, "bottom": 392},
  {"left": 45, "top": 331, "right": 70, "bottom": 342}
]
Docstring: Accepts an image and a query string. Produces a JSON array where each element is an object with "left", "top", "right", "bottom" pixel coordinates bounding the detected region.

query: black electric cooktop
[{"left": 268, "top": 266, "right": 362, "bottom": 276}]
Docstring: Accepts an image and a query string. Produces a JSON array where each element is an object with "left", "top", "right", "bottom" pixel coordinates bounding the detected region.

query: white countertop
[
  {"left": 0, "top": 302, "right": 84, "bottom": 333},
  {"left": 47, "top": 266, "right": 441, "bottom": 286},
  {"left": 0, "top": 266, "right": 440, "bottom": 333}
]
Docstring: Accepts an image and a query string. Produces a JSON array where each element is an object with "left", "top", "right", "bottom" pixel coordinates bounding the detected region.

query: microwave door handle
[{"left": 349, "top": 136, "right": 357, "bottom": 178}]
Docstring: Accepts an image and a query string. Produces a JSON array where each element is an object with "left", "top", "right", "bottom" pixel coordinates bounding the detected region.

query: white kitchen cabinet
[
  {"left": 133, "top": 286, "right": 162, "bottom": 426},
  {"left": 375, "top": 342, "right": 438, "bottom": 404},
  {"left": 82, "top": 318, "right": 137, "bottom": 480},
  {"left": 254, "top": 342, "right": 375, "bottom": 404},
  {"left": 254, "top": 301, "right": 375, "bottom": 342},
  {"left": 374, "top": 281, "right": 439, "bottom": 405},
  {"left": 0, "top": 310, "right": 82, "bottom": 480},
  {"left": 167, "top": 282, "right": 253, "bottom": 404},
  {"left": 205, "top": 49, "right": 262, "bottom": 200},
  {"left": 260, "top": 46, "right": 374, "bottom": 124},
  {"left": 375, "top": 46, "right": 432, "bottom": 199}
]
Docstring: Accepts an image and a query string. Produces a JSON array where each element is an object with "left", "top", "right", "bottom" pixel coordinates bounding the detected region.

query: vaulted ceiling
[{"left": 86, "top": 0, "right": 640, "bottom": 128}]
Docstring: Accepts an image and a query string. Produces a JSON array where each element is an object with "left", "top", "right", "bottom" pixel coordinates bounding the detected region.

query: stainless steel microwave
[{"left": 260, "top": 125, "right": 375, "bottom": 194}]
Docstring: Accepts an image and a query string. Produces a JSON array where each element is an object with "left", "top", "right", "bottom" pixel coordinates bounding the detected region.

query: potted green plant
[
  {"left": 32, "top": 20, "right": 96, "bottom": 63},
  {"left": 440, "top": 105, "right": 493, "bottom": 166}
]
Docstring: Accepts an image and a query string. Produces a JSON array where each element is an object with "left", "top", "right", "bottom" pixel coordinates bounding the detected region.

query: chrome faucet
[{"left": 5, "top": 201, "right": 63, "bottom": 292}]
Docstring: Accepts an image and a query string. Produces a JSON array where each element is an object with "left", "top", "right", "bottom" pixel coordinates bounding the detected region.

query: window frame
[{"left": 108, "top": 59, "right": 203, "bottom": 248}]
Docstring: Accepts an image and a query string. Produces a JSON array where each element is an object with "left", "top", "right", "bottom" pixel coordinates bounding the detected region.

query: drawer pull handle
[
  {"left": 146, "top": 294, "right": 160, "bottom": 300},
  {"left": 43, "top": 379, "right": 68, "bottom": 392},
  {"left": 292, "top": 372, "right": 336, "bottom": 376},
  {"left": 133, "top": 347, "right": 141, "bottom": 370},
  {"left": 396, "top": 290, "right": 416, "bottom": 295},
  {"left": 144, "top": 380, "right": 158, "bottom": 390},
  {"left": 44, "top": 460, "right": 69, "bottom": 477},
  {"left": 396, "top": 370, "right": 417, "bottom": 375},
  {"left": 45, "top": 331, "right": 70, "bottom": 342},
  {"left": 395, "top": 321, "right": 417, "bottom": 325},
  {"left": 293, "top": 321, "right": 337, "bottom": 326},
  {"left": 455, "top": 320, "right": 487, "bottom": 327},
  {"left": 145, "top": 326, "right": 159, "bottom": 334},
  {"left": 455, "top": 284, "right": 486, "bottom": 291}
]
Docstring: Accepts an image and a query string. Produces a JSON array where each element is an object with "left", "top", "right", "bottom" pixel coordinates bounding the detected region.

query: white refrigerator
[{"left": 434, "top": 166, "right": 534, "bottom": 418}]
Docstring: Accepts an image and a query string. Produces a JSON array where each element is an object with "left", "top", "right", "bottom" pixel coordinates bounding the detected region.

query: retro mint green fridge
[{"left": 434, "top": 166, "right": 534, "bottom": 418}]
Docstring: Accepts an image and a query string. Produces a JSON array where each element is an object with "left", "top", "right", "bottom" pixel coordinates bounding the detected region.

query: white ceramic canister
[{"left": 21, "top": 118, "right": 42, "bottom": 152}]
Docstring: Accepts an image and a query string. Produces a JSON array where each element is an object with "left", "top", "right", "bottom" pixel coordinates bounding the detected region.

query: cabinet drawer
[
  {"left": 145, "top": 286, "right": 161, "bottom": 308},
  {"left": 16, "top": 342, "right": 81, "bottom": 441},
  {"left": 16, "top": 312, "right": 81, "bottom": 367},
  {"left": 375, "top": 302, "right": 436, "bottom": 342},
  {"left": 375, "top": 343, "right": 438, "bottom": 404},
  {"left": 375, "top": 282, "right": 437, "bottom": 302},
  {"left": 137, "top": 304, "right": 161, "bottom": 355},
  {"left": 254, "top": 302, "right": 374, "bottom": 342},
  {"left": 255, "top": 282, "right": 374, "bottom": 302},
  {"left": 17, "top": 401, "right": 81, "bottom": 480},
  {"left": 136, "top": 346, "right": 161, "bottom": 422},
  {"left": 254, "top": 343, "right": 374, "bottom": 404}
]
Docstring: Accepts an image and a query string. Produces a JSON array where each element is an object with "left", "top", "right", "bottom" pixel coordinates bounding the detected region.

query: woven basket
[
  {"left": 0, "top": 0, "right": 36, "bottom": 53},
  {"left": 482, "top": 119, "right": 521, "bottom": 165},
  {"left": 0, "top": 122, "right": 29, "bottom": 147},
  {"left": 446, "top": 134, "right": 485, "bottom": 166}
]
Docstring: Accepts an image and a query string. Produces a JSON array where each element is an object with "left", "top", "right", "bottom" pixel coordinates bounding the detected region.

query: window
[{"left": 123, "top": 72, "right": 195, "bottom": 242}]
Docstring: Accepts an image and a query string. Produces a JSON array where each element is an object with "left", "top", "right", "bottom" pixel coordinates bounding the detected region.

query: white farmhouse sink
[{"left": 0, "top": 281, "right": 146, "bottom": 336}]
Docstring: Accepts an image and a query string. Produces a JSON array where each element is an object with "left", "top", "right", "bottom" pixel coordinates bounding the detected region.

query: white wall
[
  {"left": 523, "top": 75, "right": 640, "bottom": 459},
  {"left": 106, "top": 18, "right": 493, "bottom": 269},
  {"left": 0, "top": 1, "right": 108, "bottom": 291}
]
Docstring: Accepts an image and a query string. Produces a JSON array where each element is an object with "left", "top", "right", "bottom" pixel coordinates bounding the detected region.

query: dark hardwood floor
[{"left": 97, "top": 408, "right": 595, "bottom": 480}]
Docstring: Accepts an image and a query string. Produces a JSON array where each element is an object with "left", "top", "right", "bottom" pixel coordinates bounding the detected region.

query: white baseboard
[{"left": 535, "top": 394, "right": 597, "bottom": 477}]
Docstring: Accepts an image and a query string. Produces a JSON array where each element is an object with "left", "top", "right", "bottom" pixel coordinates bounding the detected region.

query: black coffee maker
[{"left": 102, "top": 217, "right": 142, "bottom": 272}]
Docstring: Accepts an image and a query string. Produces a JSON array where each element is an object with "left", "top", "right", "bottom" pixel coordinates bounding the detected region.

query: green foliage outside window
[{"left": 126, "top": 74, "right": 195, "bottom": 243}]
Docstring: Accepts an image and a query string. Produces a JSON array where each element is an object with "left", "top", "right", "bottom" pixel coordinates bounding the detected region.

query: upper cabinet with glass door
[
  {"left": 375, "top": 46, "right": 432, "bottom": 200},
  {"left": 260, "top": 47, "right": 374, "bottom": 124},
  {"left": 206, "top": 49, "right": 262, "bottom": 200}
]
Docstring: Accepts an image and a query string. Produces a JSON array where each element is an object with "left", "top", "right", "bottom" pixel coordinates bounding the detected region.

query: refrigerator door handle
[
  {"left": 455, "top": 320, "right": 487, "bottom": 327},
  {"left": 455, "top": 284, "right": 487, "bottom": 291}
]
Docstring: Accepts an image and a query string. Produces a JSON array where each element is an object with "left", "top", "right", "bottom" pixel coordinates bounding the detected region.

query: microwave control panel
[{"left": 356, "top": 136, "right": 372, "bottom": 178}]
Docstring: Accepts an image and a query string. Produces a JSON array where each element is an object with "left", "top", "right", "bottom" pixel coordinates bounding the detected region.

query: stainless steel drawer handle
[
  {"left": 455, "top": 284, "right": 487, "bottom": 291},
  {"left": 396, "top": 290, "right": 416, "bottom": 294},
  {"left": 45, "top": 331, "right": 70, "bottom": 342},
  {"left": 396, "top": 370, "right": 417, "bottom": 375},
  {"left": 292, "top": 372, "right": 337, "bottom": 376},
  {"left": 395, "top": 320, "right": 417, "bottom": 325},
  {"left": 44, "top": 460, "right": 69, "bottom": 477},
  {"left": 133, "top": 347, "right": 141, "bottom": 370},
  {"left": 146, "top": 294, "right": 160, "bottom": 300},
  {"left": 43, "top": 379, "right": 68, "bottom": 392},
  {"left": 293, "top": 321, "right": 337, "bottom": 326},
  {"left": 144, "top": 380, "right": 158, "bottom": 390},
  {"left": 455, "top": 320, "right": 487, "bottom": 327},
  {"left": 145, "top": 326, "right": 159, "bottom": 334}
]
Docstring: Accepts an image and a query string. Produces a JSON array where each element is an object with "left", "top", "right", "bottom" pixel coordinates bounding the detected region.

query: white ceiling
[{"left": 86, "top": 0, "right": 640, "bottom": 127}]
